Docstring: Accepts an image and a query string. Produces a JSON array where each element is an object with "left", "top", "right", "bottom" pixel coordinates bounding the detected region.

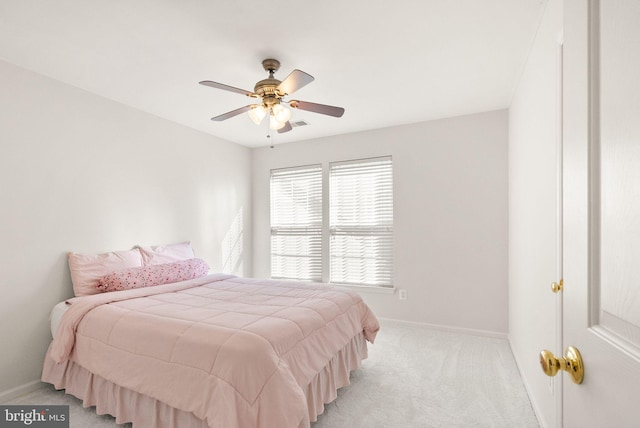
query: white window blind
[
  {"left": 270, "top": 165, "right": 322, "bottom": 282},
  {"left": 330, "top": 156, "right": 393, "bottom": 287}
]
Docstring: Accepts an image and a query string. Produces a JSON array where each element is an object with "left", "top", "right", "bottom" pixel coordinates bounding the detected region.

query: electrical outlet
[{"left": 398, "top": 289, "right": 407, "bottom": 300}]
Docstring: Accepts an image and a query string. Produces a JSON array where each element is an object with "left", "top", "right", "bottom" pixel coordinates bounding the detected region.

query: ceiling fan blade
[
  {"left": 289, "top": 100, "right": 345, "bottom": 118},
  {"left": 277, "top": 121, "right": 293, "bottom": 134},
  {"left": 277, "top": 70, "right": 314, "bottom": 95},
  {"left": 199, "top": 80, "right": 256, "bottom": 97},
  {"left": 211, "top": 105, "right": 254, "bottom": 121}
]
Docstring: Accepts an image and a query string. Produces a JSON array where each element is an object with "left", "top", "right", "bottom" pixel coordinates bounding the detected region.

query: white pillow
[{"left": 137, "top": 241, "right": 195, "bottom": 266}]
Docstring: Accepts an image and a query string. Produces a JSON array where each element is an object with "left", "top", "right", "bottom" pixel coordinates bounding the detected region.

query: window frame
[
  {"left": 269, "top": 157, "right": 393, "bottom": 288},
  {"left": 329, "top": 156, "right": 394, "bottom": 287},
  {"left": 269, "top": 164, "right": 323, "bottom": 282}
]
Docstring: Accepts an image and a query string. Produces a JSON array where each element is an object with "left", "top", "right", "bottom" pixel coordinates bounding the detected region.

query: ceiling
[{"left": 0, "top": 0, "right": 546, "bottom": 148}]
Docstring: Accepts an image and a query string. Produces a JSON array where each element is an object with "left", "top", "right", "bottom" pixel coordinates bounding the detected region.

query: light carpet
[{"left": 6, "top": 319, "right": 538, "bottom": 428}]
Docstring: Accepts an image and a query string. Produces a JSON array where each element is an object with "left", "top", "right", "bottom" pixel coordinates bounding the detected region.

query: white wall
[
  {"left": 252, "top": 110, "right": 509, "bottom": 334},
  {"left": 508, "top": 0, "right": 562, "bottom": 426},
  {"left": 0, "top": 59, "right": 252, "bottom": 395}
]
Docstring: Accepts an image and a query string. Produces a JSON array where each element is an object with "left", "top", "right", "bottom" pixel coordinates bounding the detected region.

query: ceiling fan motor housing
[
  {"left": 255, "top": 58, "right": 285, "bottom": 107},
  {"left": 254, "top": 78, "right": 282, "bottom": 107}
]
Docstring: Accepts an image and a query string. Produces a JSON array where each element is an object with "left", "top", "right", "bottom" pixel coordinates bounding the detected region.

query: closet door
[{"left": 562, "top": 0, "right": 640, "bottom": 426}]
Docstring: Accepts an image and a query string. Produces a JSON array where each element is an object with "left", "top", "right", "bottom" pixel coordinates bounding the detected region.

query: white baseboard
[
  {"left": 378, "top": 317, "right": 508, "bottom": 340},
  {"left": 508, "top": 340, "right": 546, "bottom": 428},
  {"left": 0, "top": 380, "right": 45, "bottom": 403}
]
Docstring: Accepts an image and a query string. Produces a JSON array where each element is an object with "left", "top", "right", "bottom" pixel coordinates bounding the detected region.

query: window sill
[{"left": 330, "top": 283, "right": 396, "bottom": 295}]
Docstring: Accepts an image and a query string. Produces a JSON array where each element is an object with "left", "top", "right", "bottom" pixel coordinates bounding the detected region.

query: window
[
  {"left": 330, "top": 157, "right": 393, "bottom": 287},
  {"left": 270, "top": 157, "right": 393, "bottom": 287},
  {"left": 270, "top": 165, "right": 322, "bottom": 282}
]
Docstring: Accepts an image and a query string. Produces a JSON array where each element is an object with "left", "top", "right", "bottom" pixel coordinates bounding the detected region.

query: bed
[{"left": 41, "top": 244, "right": 380, "bottom": 428}]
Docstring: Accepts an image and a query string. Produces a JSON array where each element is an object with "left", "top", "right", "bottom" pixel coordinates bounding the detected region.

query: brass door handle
[
  {"left": 551, "top": 279, "right": 564, "bottom": 293},
  {"left": 539, "top": 346, "right": 584, "bottom": 384}
]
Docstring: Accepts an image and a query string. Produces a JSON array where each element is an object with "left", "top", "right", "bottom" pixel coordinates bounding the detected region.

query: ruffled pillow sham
[{"left": 97, "top": 258, "right": 209, "bottom": 292}]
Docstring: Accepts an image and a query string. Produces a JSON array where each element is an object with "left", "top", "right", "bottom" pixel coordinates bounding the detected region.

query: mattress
[{"left": 49, "top": 301, "right": 70, "bottom": 338}]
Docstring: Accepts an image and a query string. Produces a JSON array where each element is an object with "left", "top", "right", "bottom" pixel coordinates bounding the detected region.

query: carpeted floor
[
  {"left": 6, "top": 320, "right": 538, "bottom": 428},
  {"left": 313, "top": 320, "right": 538, "bottom": 428}
]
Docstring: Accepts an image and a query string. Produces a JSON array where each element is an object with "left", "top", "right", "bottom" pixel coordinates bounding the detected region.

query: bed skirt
[{"left": 41, "top": 332, "right": 368, "bottom": 428}]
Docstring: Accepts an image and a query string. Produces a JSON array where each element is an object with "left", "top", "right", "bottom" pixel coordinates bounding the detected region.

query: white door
[{"left": 562, "top": 0, "right": 640, "bottom": 426}]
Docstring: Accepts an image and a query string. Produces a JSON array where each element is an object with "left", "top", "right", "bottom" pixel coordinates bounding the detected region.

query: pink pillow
[
  {"left": 69, "top": 249, "right": 143, "bottom": 297},
  {"left": 138, "top": 241, "right": 195, "bottom": 266},
  {"left": 96, "top": 258, "right": 209, "bottom": 292}
]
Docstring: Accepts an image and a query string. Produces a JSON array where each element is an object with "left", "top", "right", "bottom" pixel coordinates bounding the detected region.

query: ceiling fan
[{"left": 199, "top": 59, "right": 345, "bottom": 134}]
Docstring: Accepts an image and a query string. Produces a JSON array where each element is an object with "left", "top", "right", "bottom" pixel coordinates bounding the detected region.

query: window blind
[
  {"left": 330, "top": 156, "right": 393, "bottom": 287},
  {"left": 270, "top": 165, "right": 322, "bottom": 282}
]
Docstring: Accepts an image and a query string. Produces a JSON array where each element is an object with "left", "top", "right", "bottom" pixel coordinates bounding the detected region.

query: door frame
[{"left": 555, "top": 34, "right": 564, "bottom": 428}]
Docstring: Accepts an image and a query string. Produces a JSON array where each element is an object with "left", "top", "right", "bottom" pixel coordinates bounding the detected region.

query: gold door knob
[
  {"left": 539, "top": 346, "right": 584, "bottom": 384},
  {"left": 551, "top": 279, "right": 564, "bottom": 293}
]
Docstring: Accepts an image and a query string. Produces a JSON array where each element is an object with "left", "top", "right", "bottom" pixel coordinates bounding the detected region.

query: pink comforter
[{"left": 46, "top": 274, "right": 379, "bottom": 428}]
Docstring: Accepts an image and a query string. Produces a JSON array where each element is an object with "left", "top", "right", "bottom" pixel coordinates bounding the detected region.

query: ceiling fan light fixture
[
  {"left": 272, "top": 104, "right": 291, "bottom": 124},
  {"left": 269, "top": 114, "right": 286, "bottom": 130},
  {"left": 248, "top": 105, "right": 267, "bottom": 125}
]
